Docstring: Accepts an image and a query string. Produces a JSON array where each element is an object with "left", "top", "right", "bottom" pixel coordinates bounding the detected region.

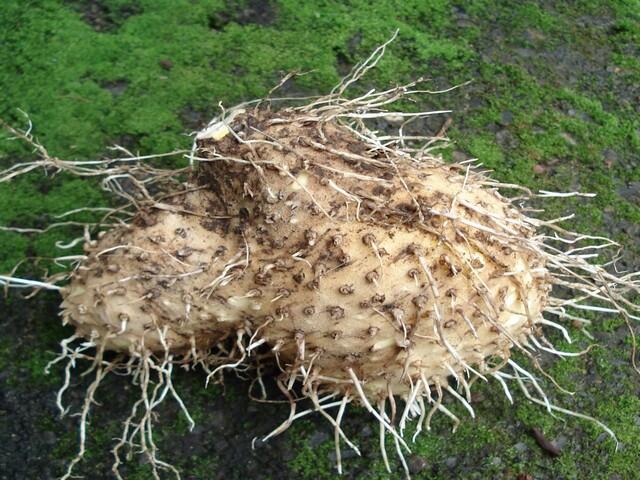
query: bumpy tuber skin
[
  {"left": 195, "top": 108, "right": 550, "bottom": 400},
  {"left": 61, "top": 189, "right": 254, "bottom": 354}
]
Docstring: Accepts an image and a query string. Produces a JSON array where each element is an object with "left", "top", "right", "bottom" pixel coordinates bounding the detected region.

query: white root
[
  {"left": 399, "top": 379, "right": 423, "bottom": 435},
  {"left": 445, "top": 384, "right": 475, "bottom": 419},
  {"left": 492, "top": 372, "right": 514, "bottom": 405},
  {"left": 60, "top": 343, "right": 111, "bottom": 480},
  {"left": 334, "top": 394, "right": 349, "bottom": 475},
  {"left": 348, "top": 368, "right": 410, "bottom": 452},
  {"left": 380, "top": 400, "right": 410, "bottom": 480},
  {"left": 309, "top": 389, "right": 361, "bottom": 457},
  {"left": 205, "top": 329, "right": 246, "bottom": 386},
  {"left": 512, "top": 369, "right": 619, "bottom": 450},
  {"left": 0, "top": 275, "right": 63, "bottom": 291},
  {"left": 378, "top": 399, "right": 391, "bottom": 474}
]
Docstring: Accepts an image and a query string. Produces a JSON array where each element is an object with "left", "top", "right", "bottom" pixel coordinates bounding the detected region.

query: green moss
[{"left": 288, "top": 428, "right": 335, "bottom": 480}]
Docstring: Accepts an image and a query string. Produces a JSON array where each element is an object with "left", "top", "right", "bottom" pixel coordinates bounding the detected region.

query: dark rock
[
  {"left": 180, "top": 106, "right": 215, "bottom": 131},
  {"left": 618, "top": 181, "right": 640, "bottom": 204},
  {"left": 514, "top": 442, "right": 528, "bottom": 454},
  {"left": 208, "top": 0, "right": 277, "bottom": 31},
  {"left": 554, "top": 435, "right": 568, "bottom": 449},
  {"left": 101, "top": 79, "right": 127, "bottom": 97},
  {"left": 603, "top": 147, "right": 618, "bottom": 167},
  {"left": 445, "top": 456, "right": 458, "bottom": 468},
  {"left": 360, "top": 424, "right": 373, "bottom": 438},
  {"left": 328, "top": 448, "right": 358, "bottom": 463},
  {"left": 208, "top": 410, "right": 227, "bottom": 430},
  {"left": 159, "top": 59, "right": 173, "bottom": 70},
  {"left": 496, "top": 129, "right": 518, "bottom": 148},
  {"left": 407, "top": 455, "right": 428, "bottom": 474},
  {"left": 67, "top": 0, "right": 142, "bottom": 32},
  {"left": 309, "top": 429, "right": 330, "bottom": 447},
  {"left": 533, "top": 164, "right": 546, "bottom": 174},
  {"left": 470, "top": 391, "right": 485, "bottom": 403},
  {"left": 42, "top": 431, "right": 56, "bottom": 445},
  {"left": 499, "top": 110, "right": 514, "bottom": 126},
  {"left": 452, "top": 150, "right": 468, "bottom": 163},
  {"left": 486, "top": 122, "right": 501, "bottom": 133}
]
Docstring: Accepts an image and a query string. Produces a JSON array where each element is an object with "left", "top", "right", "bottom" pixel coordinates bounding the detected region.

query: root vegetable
[
  {"left": 60, "top": 189, "right": 251, "bottom": 354},
  {"left": 195, "top": 108, "right": 550, "bottom": 400}
]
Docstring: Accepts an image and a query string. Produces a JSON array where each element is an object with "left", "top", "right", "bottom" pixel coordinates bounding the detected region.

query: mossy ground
[{"left": 1, "top": 1, "right": 639, "bottom": 478}]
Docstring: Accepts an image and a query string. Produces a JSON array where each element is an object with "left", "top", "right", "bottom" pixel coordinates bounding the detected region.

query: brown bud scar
[
  {"left": 339, "top": 284, "right": 355, "bottom": 295},
  {"left": 365, "top": 269, "right": 380, "bottom": 283},
  {"left": 412, "top": 295, "right": 428, "bottom": 309},
  {"left": 362, "top": 233, "right": 376, "bottom": 246},
  {"left": 328, "top": 306, "right": 345, "bottom": 320}
]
